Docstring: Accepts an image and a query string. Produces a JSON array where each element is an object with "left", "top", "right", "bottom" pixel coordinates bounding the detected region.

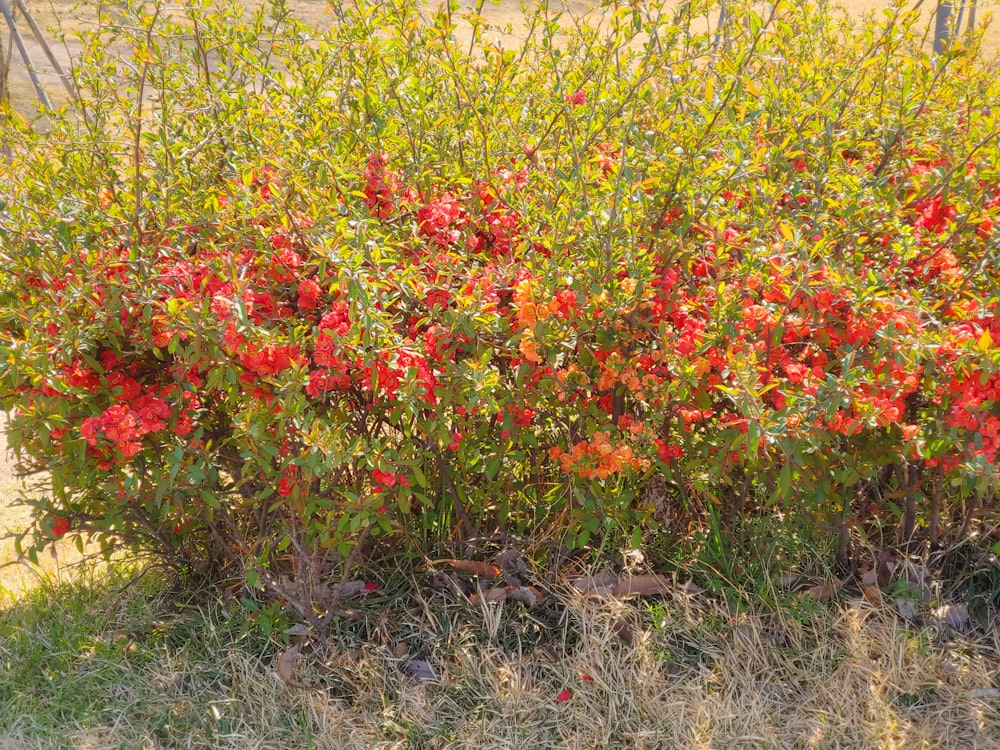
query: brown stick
[
  {"left": 902, "top": 462, "right": 918, "bottom": 548},
  {"left": 929, "top": 467, "right": 942, "bottom": 549}
]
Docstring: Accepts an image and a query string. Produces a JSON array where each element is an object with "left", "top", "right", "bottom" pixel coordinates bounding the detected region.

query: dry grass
[{"left": 1, "top": 567, "right": 997, "bottom": 749}]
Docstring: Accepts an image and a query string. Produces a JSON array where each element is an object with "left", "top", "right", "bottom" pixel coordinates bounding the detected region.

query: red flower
[
  {"left": 556, "top": 688, "right": 572, "bottom": 702},
  {"left": 277, "top": 471, "right": 299, "bottom": 497},
  {"left": 297, "top": 278, "right": 322, "bottom": 310},
  {"left": 51, "top": 516, "right": 70, "bottom": 538}
]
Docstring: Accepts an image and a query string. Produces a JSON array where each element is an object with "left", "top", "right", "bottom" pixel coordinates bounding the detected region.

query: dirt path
[{"left": 0, "top": 416, "right": 94, "bottom": 599}]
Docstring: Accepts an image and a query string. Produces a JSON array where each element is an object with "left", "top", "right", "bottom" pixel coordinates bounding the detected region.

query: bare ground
[{"left": 0, "top": 417, "right": 94, "bottom": 598}]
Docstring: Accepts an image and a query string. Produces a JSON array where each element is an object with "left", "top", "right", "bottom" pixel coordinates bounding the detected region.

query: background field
[{"left": 3, "top": 1, "right": 1000, "bottom": 116}]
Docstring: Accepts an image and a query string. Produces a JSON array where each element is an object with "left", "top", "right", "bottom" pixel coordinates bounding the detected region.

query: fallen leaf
[
  {"left": 861, "top": 584, "right": 881, "bottom": 606},
  {"left": 276, "top": 644, "right": 310, "bottom": 689},
  {"left": 333, "top": 580, "right": 377, "bottom": 599},
  {"left": 895, "top": 597, "right": 919, "bottom": 622},
  {"left": 569, "top": 570, "right": 618, "bottom": 596},
  {"left": 612, "top": 617, "right": 634, "bottom": 643},
  {"left": 778, "top": 571, "right": 803, "bottom": 589},
  {"left": 432, "top": 559, "right": 502, "bottom": 578},
  {"left": 493, "top": 548, "right": 527, "bottom": 578},
  {"left": 392, "top": 642, "right": 409, "bottom": 659},
  {"left": 484, "top": 586, "right": 509, "bottom": 603},
  {"left": 678, "top": 579, "right": 704, "bottom": 596},
  {"left": 506, "top": 586, "right": 543, "bottom": 607},
  {"left": 555, "top": 688, "right": 572, "bottom": 702},
  {"left": 405, "top": 659, "right": 437, "bottom": 682},
  {"left": 934, "top": 602, "right": 970, "bottom": 633},
  {"left": 612, "top": 574, "right": 672, "bottom": 598},
  {"left": 803, "top": 582, "right": 837, "bottom": 599}
]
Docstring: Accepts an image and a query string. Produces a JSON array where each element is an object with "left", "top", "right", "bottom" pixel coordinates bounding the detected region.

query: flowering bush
[{"left": 1, "top": 0, "right": 998, "bottom": 619}]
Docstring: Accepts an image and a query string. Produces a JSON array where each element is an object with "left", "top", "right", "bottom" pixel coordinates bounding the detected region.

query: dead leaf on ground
[
  {"left": 276, "top": 644, "right": 310, "bottom": 689},
  {"left": 431, "top": 559, "right": 502, "bottom": 578},
  {"left": 430, "top": 571, "right": 472, "bottom": 597},
  {"left": 860, "top": 584, "right": 881, "bottom": 606},
  {"left": 506, "top": 586, "right": 543, "bottom": 607},
  {"left": 934, "top": 602, "right": 971, "bottom": 633},
  {"left": 569, "top": 570, "right": 618, "bottom": 598},
  {"left": 803, "top": 580, "right": 842, "bottom": 599},
  {"left": 405, "top": 659, "right": 437, "bottom": 682},
  {"left": 612, "top": 574, "right": 672, "bottom": 598},
  {"left": 612, "top": 617, "right": 635, "bottom": 643},
  {"left": 470, "top": 585, "right": 543, "bottom": 607},
  {"left": 895, "top": 597, "right": 919, "bottom": 622},
  {"left": 332, "top": 580, "right": 377, "bottom": 599},
  {"left": 778, "top": 571, "right": 803, "bottom": 589},
  {"left": 494, "top": 548, "right": 527, "bottom": 578}
]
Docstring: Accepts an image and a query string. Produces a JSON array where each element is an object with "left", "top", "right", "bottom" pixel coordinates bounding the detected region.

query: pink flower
[{"left": 566, "top": 89, "right": 586, "bottom": 106}]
